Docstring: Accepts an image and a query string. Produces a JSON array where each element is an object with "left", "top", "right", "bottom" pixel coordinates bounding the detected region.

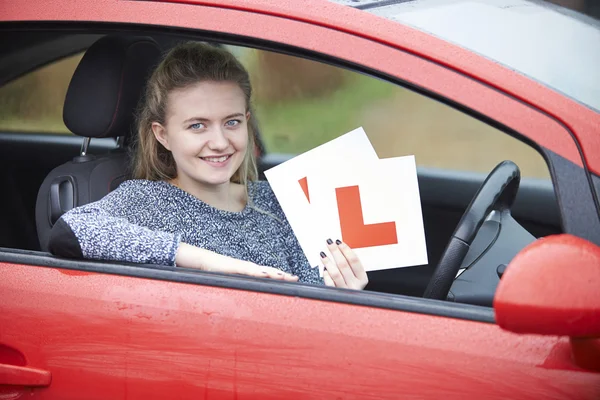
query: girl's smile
[{"left": 199, "top": 153, "right": 234, "bottom": 167}]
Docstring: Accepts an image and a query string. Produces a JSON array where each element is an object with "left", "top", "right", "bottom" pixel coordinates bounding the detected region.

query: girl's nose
[{"left": 207, "top": 127, "right": 229, "bottom": 150}]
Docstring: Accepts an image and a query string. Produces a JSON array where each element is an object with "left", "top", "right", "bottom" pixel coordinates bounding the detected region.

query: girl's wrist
[{"left": 176, "top": 242, "right": 215, "bottom": 270}]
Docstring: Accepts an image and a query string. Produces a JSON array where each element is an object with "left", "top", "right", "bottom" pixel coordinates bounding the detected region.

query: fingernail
[
  {"left": 335, "top": 239, "right": 342, "bottom": 245},
  {"left": 261, "top": 271, "right": 268, "bottom": 274},
  {"left": 320, "top": 251, "right": 327, "bottom": 258},
  {"left": 326, "top": 238, "right": 333, "bottom": 245}
]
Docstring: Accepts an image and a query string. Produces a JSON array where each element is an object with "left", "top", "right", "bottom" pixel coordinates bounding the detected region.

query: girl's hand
[
  {"left": 320, "top": 239, "right": 368, "bottom": 290},
  {"left": 176, "top": 242, "right": 299, "bottom": 282}
]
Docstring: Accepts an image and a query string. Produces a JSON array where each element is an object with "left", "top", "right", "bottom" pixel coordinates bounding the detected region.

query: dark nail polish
[
  {"left": 335, "top": 239, "right": 342, "bottom": 245},
  {"left": 326, "top": 238, "right": 333, "bottom": 245},
  {"left": 320, "top": 251, "right": 327, "bottom": 258}
]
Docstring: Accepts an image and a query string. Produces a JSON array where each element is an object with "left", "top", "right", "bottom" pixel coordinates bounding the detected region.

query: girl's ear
[
  {"left": 245, "top": 111, "right": 251, "bottom": 121},
  {"left": 151, "top": 122, "right": 171, "bottom": 151}
]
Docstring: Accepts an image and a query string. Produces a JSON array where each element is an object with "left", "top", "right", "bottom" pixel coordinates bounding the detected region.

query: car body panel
[
  {"left": 1, "top": 263, "right": 599, "bottom": 399},
  {"left": 1, "top": 0, "right": 599, "bottom": 398}
]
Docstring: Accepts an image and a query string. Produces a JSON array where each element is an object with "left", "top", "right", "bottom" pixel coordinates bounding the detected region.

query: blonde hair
[{"left": 132, "top": 42, "right": 258, "bottom": 189}]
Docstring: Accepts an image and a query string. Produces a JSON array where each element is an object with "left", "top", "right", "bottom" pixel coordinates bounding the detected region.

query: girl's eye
[
  {"left": 189, "top": 122, "right": 205, "bottom": 130},
  {"left": 225, "top": 119, "right": 241, "bottom": 127}
]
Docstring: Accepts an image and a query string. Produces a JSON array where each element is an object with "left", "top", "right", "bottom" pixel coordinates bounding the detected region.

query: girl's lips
[{"left": 199, "top": 154, "right": 233, "bottom": 167}]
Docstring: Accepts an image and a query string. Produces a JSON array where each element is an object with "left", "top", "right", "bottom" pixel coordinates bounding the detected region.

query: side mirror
[{"left": 493, "top": 234, "right": 600, "bottom": 372}]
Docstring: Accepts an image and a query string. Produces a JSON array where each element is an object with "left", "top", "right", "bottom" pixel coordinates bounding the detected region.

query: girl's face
[{"left": 152, "top": 81, "right": 250, "bottom": 189}]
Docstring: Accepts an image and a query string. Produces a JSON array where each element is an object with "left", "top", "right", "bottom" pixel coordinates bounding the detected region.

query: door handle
[{"left": 0, "top": 363, "right": 51, "bottom": 387}]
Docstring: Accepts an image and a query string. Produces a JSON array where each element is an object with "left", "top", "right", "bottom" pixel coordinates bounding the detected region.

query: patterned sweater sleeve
[{"left": 48, "top": 182, "right": 181, "bottom": 266}]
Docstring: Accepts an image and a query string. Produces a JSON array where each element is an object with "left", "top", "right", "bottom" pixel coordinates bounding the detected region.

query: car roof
[{"left": 331, "top": 0, "right": 600, "bottom": 113}]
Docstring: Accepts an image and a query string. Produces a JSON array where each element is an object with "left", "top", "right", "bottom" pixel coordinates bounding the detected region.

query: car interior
[{"left": 0, "top": 27, "right": 563, "bottom": 305}]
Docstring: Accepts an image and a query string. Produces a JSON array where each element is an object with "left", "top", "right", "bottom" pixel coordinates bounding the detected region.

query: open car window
[{"left": 229, "top": 45, "right": 551, "bottom": 180}]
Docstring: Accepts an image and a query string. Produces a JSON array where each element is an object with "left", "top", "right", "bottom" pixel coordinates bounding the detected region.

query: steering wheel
[{"left": 423, "top": 160, "right": 521, "bottom": 300}]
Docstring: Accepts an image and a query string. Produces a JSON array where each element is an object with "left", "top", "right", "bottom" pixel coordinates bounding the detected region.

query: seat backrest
[{"left": 35, "top": 35, "right": 162, "bottom": 251}]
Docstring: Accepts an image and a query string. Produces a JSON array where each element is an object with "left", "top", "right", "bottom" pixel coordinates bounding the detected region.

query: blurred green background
[{"left": 0, "top": 46, "right": 550, "bottom": 178}]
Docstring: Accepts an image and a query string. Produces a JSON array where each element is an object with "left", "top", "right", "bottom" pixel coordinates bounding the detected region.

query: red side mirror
[{"left": 494, "top": 234, "right": 600, "bottom": 371}]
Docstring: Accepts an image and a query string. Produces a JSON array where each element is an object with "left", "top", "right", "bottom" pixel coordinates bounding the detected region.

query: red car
[{"left": 1, "top": 0, "right": 599, "bottom": 398}]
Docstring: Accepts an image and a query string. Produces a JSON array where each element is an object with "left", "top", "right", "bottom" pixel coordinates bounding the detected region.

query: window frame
[{"left": 0, "top": 20, "right": 597, "bottom": 320}]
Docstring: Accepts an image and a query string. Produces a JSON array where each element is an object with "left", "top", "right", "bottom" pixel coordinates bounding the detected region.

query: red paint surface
[
  {"left": 56, "top": 269, "right": 94, "bottom": 276},
  {"left": 0, "top": 344, "right": 26, "bottom": 367},
  {"left": 0, "top": 364, "right": 51, "bottom": 387},
  {"left": 1, "top": 263, "right": 599, "bottom": 399},
  {"left": 1, "top": 1, "right": 599, "bottom": 398},
  {"left": 0, "top": 0, "right": 590, "bottom": 173},
  {"left": 495, "top": 234, "right": 600, "bottom": 337},
  {"left": 336, "top": 185, "right": 397, "bottom": 249},
  {"left": 571, "top": 338, "right": 600, "bottom": 372}
]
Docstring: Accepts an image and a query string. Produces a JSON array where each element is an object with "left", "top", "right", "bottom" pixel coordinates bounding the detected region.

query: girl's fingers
[
  {"left": 320, "top": 249, "right": 347, "bottom": 288},
  {"left": 337, "top": 241, "right": 368, "bottom": 284},
  {"left": 326, "top": 239, "right": 358, "bottom": 287},
  {"left": 323, "top": 269, "right": 335, "bottom": 287},
  {"left": 261, "top": 266, "right": 299, "bottom": 282},
  {"left": 200, "top": 249, "right": 298, "bottom": 282}
]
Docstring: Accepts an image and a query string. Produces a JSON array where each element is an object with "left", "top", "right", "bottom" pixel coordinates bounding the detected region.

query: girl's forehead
[
  {"left": 166, "top": 81, "right": 247, "bottom": 119},
  {"left": 171, "top": 81, "right": 244, "bottom": 99}
]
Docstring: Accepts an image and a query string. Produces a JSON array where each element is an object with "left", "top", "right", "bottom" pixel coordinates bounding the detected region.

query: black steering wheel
[{"left": 423, "top": 161, "right": 521, "bottom": 300}]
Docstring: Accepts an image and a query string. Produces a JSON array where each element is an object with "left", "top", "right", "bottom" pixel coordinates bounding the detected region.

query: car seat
[{"left": 35, "top": 35, "right": 162, "bottom": 251}]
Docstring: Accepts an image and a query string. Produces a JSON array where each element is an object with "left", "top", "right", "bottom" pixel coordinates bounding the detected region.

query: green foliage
[{"left": 254, "top": 72, "right": 394, "bottom": 153}]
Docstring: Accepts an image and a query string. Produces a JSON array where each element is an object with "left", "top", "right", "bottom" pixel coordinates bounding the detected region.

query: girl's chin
[
  {"left": 190, "top": 171, "right": 236, "bottom": 187},
  {"left": 194, "top": 177, "right": 232, "bottom": 186}
]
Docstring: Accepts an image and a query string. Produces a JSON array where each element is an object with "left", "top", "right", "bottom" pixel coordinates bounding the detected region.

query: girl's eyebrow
[
  {"left": 182, "top": 113, "right": 245, "bottom": 125},
  {"left": 222, "top": 113, "right": 245, "bottom": 120},
  {"left": 182, "top": 116, "right": 208, "bottom": 125}
]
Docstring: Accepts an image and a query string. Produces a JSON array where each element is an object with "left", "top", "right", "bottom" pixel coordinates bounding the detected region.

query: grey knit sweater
[{"left": 49, "top": 179, "right": 324, "bottom": 285}]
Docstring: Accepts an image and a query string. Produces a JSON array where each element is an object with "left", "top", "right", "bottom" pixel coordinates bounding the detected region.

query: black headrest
[{"left": 63, "top": 35, "right": 161, "bottom": 138}]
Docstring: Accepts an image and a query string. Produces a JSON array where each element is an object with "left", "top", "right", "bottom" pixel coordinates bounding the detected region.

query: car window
[
  {"left": 0, "top": 53, "right": 83, "bottom": 135},
  {"left": 354, "top": 0, "right": 600, "bottom": 113},
  {"left": 230, "top": 46, "right": 551, "bottom": 179}
]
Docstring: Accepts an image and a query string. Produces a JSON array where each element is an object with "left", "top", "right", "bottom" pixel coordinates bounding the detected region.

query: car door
[
  {"left": 1, "top": 0, "right": 599, "bottom": 399},
  {"left": 0, "top": 35, "right": 561, "bottom": 285},
  {"left": 2, "top": 257, "right": 600, "bottom": 400}
]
